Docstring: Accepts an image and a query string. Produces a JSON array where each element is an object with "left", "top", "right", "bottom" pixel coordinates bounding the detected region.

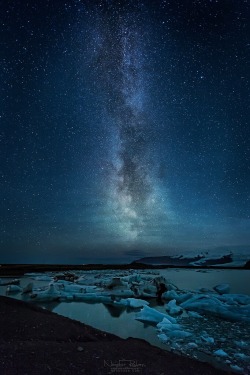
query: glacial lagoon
[{"left": 1, "top": 268, "right": 250, "bottom": 373}]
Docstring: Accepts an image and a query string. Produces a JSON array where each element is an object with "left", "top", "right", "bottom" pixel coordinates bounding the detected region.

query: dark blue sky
[{"left": 1, "top": 0, "right": 249, "bottom": 264}]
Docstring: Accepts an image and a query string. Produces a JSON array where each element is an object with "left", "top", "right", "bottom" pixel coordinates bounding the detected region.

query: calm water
[{"left": 159, "top": 268, "right": 250, "bottom": 295}]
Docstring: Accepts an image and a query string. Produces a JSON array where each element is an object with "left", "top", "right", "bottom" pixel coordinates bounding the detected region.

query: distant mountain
[
  {"left": 132, "top": 254, "right": 205, "bottom": 266},
  {"left": 132, "top": 251, "right": 249, "bottom": 268}
]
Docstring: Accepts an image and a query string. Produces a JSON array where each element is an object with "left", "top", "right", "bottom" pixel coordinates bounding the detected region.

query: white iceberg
[{"left": 135, "top": 306, "right": 176, "bottom": 324}]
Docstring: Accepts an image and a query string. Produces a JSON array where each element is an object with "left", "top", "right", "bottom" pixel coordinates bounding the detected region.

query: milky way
[{"left": 93, "top": 7, "right": 170, "bottom": 242}]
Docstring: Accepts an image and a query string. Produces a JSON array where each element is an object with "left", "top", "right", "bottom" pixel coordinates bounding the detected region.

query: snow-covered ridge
[{"left": 133, "top": 248, "right": 250, "bottom": 268}]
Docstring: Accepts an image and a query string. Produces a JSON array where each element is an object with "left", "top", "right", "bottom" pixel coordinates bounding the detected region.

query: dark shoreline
[
  {"left": 0, "top": 296, "right": 230, "bottom": 375},
  {"left": 0, "top": 263, "right": 248, "bottom": 277}
]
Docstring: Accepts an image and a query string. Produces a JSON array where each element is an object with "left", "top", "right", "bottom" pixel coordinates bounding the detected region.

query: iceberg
[
  {"left": 165, "top": 299, "right": 182, "bottom": 315},
  {"left": 201, "top": 335, "right": 214, "bottom": 344},
  {"left": 187, "top": 311, "right": 203, "bottom": 318},
  {"left": 157, "top": 318, "right": 181, "bottom": 332},
  {"left": 230, "top": 365, "right": 244, "bottom": 373},
  {"left": 162, "top": 290, "right": 193, "bottom": 304},
  {"left": 127, "top": 298, "right": 149, "bottom": 308},
  {"left": 113, "top": 298, "right": 149, "bottom": 308},
  {"left": 213, "top": 283, "right": 230, "bottom": 295},
  {"left": 157, "top": 328, "right": 192, "bottom": 341},
  {"left": 166, "top": 330, "right": 192, "bottom": 340},
  {"left": 158, "top": 333, "right": 169, "bottom": 343},
  {"left": 180, "top": 293, "right": 250, "bottom": 322},
  {"left": 187, "top": 342, "right": 198, "bottom": 348},
  {"left": 31, "top": 283, "right": 62, "bottom": 301},
  {"left": 135, "top": 306, "right": 176, "bottom": 324},
  {"left": 213, "top": 349, "right": 228, "bottom": 357}
]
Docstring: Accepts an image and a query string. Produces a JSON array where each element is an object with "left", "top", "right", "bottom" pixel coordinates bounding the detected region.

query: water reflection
[
  {"left": 38, "top": 301, "right": 61, "bottom": 312},
  {"left": 103, "top": 303, "right": 126, "bottom": 318}
]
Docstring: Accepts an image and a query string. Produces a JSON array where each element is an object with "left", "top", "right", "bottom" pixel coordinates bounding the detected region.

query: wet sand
[{"left": 0, "top": 296, "right": 231, "bottom": 375}]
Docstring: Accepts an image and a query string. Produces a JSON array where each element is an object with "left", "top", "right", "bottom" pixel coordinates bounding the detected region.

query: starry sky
[{"left": 1, "top": 0, "right": 249, "bottom": 264}]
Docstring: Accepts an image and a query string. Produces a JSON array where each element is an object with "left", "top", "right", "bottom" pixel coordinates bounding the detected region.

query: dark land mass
[
  {"left": 0, "top": 296, "right": 230, "bottom": 375},
  {"left": 0, "top": 262, "right": 248, "bottom": 277}
]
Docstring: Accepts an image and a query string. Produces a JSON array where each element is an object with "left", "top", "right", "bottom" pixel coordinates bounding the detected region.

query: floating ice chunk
[
  {"left": 234, "top": 340, "right": 249, "bottom": 349},
  {"left": 31, "top": 283, "right": 61, "bottom": 301},
  {"left": 213, "top": 283, "right": 230, "bottom": 295},
  {"left": 59, "top": 284, "right": 100, "bottom": 294},
  {"left": 127, "top": 298, "right": 149, "bottom": 308},
  {"left": 157, "top": 318, "right": 181, "bottom": 331},
  {"left": 234, "top": 353, "right": 250, "bottom": 361},
  {"left": 110, "top": 289, "right": 135, "bottom": 298},
  {"left": 162, "top": 291, "right": 194, "bottom": 304},
  {"left": 135, "top": 306, "right": 176, "bottom": 324},
  {"left": 162, "top": 290, "right": 179, "bottom": 301},
  {"left": 217, "top": 294, "right": 250, "bottom": 305},
  {"left": 156, "top": 316, "right": 192, "bottom": 341},
  {"left": 113, "top": 298, "right": 129, "bottom": 306},
  {"left": 162, "top": 330, "right": 192, "bottom": 340},
  {"left": 180, "top": 293, "right": 250, "bottom": 322},
  {"left": 201, "top": 335, "right": 214, "bottom": 344},
  {"left": 187, "top": 342, "right": 198, "bottom": 348},
  {"left": 165, "top": 299, "right": 182, "bottom": 315},
  {"left": 113, "top": 298, "right": 149, "bottom": 308},
  {"left": 177, "top": 293, "right": 194, "bottom": 303},
  {"left": 187, "top": 311, "right": 203, "bottom": 318},
  {"left": 158, "top": 333, "right": 169, "bottom": 343},
  {"left": 230, "top": 365, "right": 244, "bottom": 373},
  {"left": 213, "top": 349, "right": 228, "bottom": 357}
]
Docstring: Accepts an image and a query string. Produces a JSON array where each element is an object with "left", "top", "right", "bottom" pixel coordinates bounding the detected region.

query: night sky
[{"left": 1, "top": 0, "right": 249, "bottom": 264}]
